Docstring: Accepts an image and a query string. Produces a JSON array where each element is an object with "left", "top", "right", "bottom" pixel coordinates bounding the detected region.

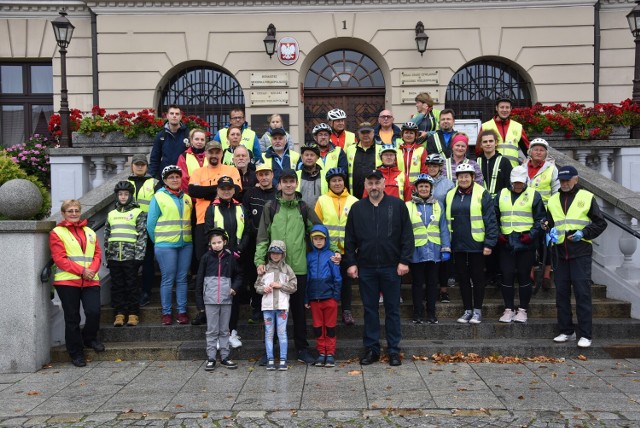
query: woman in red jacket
[{"left": 49, "top": 200, "right": 104, "bottom": 367}]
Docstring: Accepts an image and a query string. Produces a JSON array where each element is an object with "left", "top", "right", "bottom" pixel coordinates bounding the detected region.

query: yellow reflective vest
[
  {"left": 153, "top": 191, "right": 192, "bottom": 244},
  {"left": 211, "top": 204, "right": 245, "bottom": 242},
  {"left": 528, "top": 164, "right": 555, "bottom": 207},
  {"left": 446, "top": 183, "right": 486, "bottom": 243},
  {"left": 497, "top": 187, "right": 535, "bottom": 234},
  {"left": 107, "top": 208, "right": 143, "bottom": 243},
  {"left": 316, "top": 192, "right": 358, "bottom": 252},
  {"left": 262, "top": 150, "right": 301, "bottom": 171},
  {"left": 401, "top": 145, "right": 426, "bottom": 184},
  {"left": 52, "top": 226, "right": 99, "bottom": 282},
  {"left": 219, "top": 128, "right": 257, "bottom": 152},
  {"left": 482, "top": 119, "right": 523, "bottom": 167},
  {"left": 185, "top": 152, "right": 209, "bottom": 174},
  {"left": 130, "top": 177, "right": 156, "bottom": 213},
  {"left": 406, "top": 201, "right": 442, "bottom": 246},
  {"left": 547, "top": 189, "right": 593, "bottom": 244}
]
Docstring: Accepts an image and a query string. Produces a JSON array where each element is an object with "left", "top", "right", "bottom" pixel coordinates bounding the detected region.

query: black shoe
[
  {"left": 427, "top": 316, "right": 439, "bottom": 324},
  {"left": 297, "top": 349, "right": 316, "bottom": 365},
  {"left": 84, "top": 340, "right": 105, "bottom": 353},
  {"left": 439, "top": 292, "right": 450, "bottom": 303},
  {"left": 71, "top": 356, "right": 86, "bottom": 367},
  {"left": 205, "top": 360, "right": 216, "bottom": 371},
  {"left": 191, "top": 311, "right": 207, "bottom": 325},
  {"left": 220, "top": 358, "right": 238, "bottom": 369},
  {"left": 389, "top": 353, "right": 402, "bottom": 366},
  {"left": 258, "top": 354, "right": 268, "bottom": 366},
  {"left": 139, "top": 292, "right": 150, "bottom": 307},
  {"left": 360, "top": 349, "right": 380, "bottom": 365}
]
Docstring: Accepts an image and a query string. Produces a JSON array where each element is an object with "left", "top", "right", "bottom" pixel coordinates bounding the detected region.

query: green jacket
[{"left": 255, "top": 191, "right": 337, "bottom": 275}]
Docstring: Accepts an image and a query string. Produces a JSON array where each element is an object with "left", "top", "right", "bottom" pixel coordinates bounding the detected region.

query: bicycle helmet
[
  {"left": 114, "top": 180, "right": 135, "bottom": 194},
  {"left": 413, "top": 173, "right": 434, "bottom": 187},
  {"left": 401, "top": 121, "right": 419, "bottom": 132},
  {"left": 161, "top": 165, "right": 183, "bottom": 180},
  {"left": 325, "top": 167, "right": 348, "bottom": 183},
  {"left": 207, "top": 227, "right": 229, "bottom": 242},
  {"left": 379, "top": 144, "right": 398, "bottom": 158},
  {"left": 327, "top": 108, "right": 347, "bottom": 121},
  {"left": 529, "top": 138, "right": 549, "bottom": 152},
  {"left": 300, "top": 142, "right": 320, "bottom": 156},
  {"left": 455, "top": 163, "right": 475, "bottom": 176},
  {"left": 425, "top": 153, "right": 445, "bottom": 165},
  {"left": 312, "top": 123, "right": 332, "bottom": 135}
]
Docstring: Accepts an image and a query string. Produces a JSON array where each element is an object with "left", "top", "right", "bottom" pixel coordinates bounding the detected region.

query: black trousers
[
  {"left": 55, "top": 285, "right": 101, "bottom": 359},
  {"left": 291, "top": 274, "right": 309, "bottom": 351},
  {"left": 340, "top": 261, "right": 352, "bottom": 311},
  {"left": 108, "top": 260, "right": 141, "bottom": 315},
  {"left": 454, "top": 252, "right": 486, "bottom": 310},
  {"left": 410, "top": 261, "right": 439, "bottom": 318},
  {"left": 554, "top": 255, "right": 593, "bottom": 339},
  {"left": 438, "top": 258, "right": 454, "bottom": 288},
  {"left": 499, "top": 248, "right": 535, "bottom": 310}
]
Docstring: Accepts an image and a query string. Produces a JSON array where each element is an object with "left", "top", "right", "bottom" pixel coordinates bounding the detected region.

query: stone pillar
[
  {"left": 0, "top": 221, "right": 56, "bottom": 373},
  {"left": 49, "top": 154, "right": 91, "bottom": 214},
  {"left": 597, "top": 148, "right": 613, "bottom": 180}
]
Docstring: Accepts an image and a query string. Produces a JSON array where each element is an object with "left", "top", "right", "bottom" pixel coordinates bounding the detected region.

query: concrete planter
[
  {"left": 536, "top": 126, "right": 630, "bottom": 141},
  {"left": 72, "top": 131, "right": 154, "bottom": 147}
]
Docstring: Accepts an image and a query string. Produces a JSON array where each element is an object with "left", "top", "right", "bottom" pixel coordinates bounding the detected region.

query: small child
[
  {"left": 197, "top": 228, "right": 243, "bottom": 371},
  {"left": 104, "top": 181, "right": 147, "bottom": 327},
  {"left": 305, "top": 225, "right": 342, "bottom": 367},
  {"left": 255, "top": 240, "right": 297, "bottom": 371}
]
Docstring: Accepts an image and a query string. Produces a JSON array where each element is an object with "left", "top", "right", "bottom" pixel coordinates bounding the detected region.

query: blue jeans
[
  {"left": 155, "top": 245, "right": 192, "bottom": 315},
  {"left": 358, "top": 266, "right": 402, "bottom": 355},
  {"left": 264, "top": 310, "right": 288, "bottom": 361}
]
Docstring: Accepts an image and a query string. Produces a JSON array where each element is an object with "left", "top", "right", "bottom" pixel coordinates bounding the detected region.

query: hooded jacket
[
  {"left": 197, "top": 247, "right": 243, "bottom": 305},
  {"left": 49, "top": 218, "right": 102, "bottom": 287},
  {"left": 305, "top": 224, "right": 342, "bottom": 303},
  {"left": 149, "top": 122, "right": 189, "bottom": 179},
  {"left": 255, "top": 240, "right": 297, "bottom": 310},
  {"left": 259, "top": 127, "right": 295, "bottom": 154},
  {"left": 104, "top": 197, "right": 147, "bottom": 262},
  {"left": 494, "top": 186, "right": 546, "bottom": 253},
  {"left": 408, "top": 193, "right": 451, "bottom": 263}
]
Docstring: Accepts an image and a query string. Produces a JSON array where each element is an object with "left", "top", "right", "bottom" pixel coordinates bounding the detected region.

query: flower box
[{"left": 71, "top": 131, "right": 154, "bottom": 148}]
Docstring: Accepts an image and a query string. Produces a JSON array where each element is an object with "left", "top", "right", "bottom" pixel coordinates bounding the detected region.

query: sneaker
[
  {"left": 205, "top": 360, "right": 216, "bottom": 371},
  {"left": 314, "top": 354, "right": 326, "bottom": 367},
  {"left": 379, "top": 294, "right": 384, "bottom": 304},
  {"left": 191, "top": 311, "right": 207, "bottom": 325},
  {"left": 439, "top": 292, "right": 450, "bottom": 303},
  {"left": 499, "top": 309, "right": 515, "bottom": 323},
  {"left": 297, "top": 349, "right": 316, "bottom": 365},
  {"left": 220, "top": 358, "right": 238, "bottom": 369},
  {"left": 427, "top": 316, "right": 439, "bottom": 324},
  {"left": 258, "top": 354, "right": 268, "bottom": 366},
  {"left": 161, "top": 314, "right": 172, "bottom": 325},
  {"left": 325, "top": 355, "right": 335, "bottom": 368},
  {"left": 514, "top": 308, "right": 528, "bottom": 323},
  {"left": 139, "top": 292, "right": 150, "bottom": 307},
  {"left": 113, "top": 314, "right": 125, "bottom": 327},
  {"left": 577, "top": 337, "right": 592, "bottom": 348},
  {"left": 229, "top": 330, "right": 242, "bottom": 348},
  {"left": 412, "top": 319, "right": 424, "bottom": 324},
  {"left": 447, "top": 277, "right": 456, "bottom": 287},
  {"left": 469, "top": 310, "right": 482, "bottom": 324},
  {"left": 342, "top": 310, "right": 355, "bottom": 325},
  {"left": 457, "top": 310, "right": 473, "bottom": 324},
  {"left": 126, "top": 314, "right": 139, "bottom": 327},
  {"left": 176, "top": 313, "right": 189, "bottom": 324},
  {"left": 278, "top": 360, "right": 288, "bottom": 371},
  {"left": 553, "top": 332, "right": 576, "bottom": 343},
  {"left": 400, "top": 296, "right": 404, "bottom": 303},
  {"left": 266, "top": 360, "right": 276, "bottom": 371}
]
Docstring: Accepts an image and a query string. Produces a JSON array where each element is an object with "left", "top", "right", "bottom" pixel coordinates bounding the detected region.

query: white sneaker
[
  {"left": 469, "top": 310, "right": 482, "bottom": 324},
  {"left": 457, "top": 310, "right": 473, "bottom": 324},
  {"left": 379, "top": 294, "right": 384, "bottom": 304},
  {"left": 514, "top": 308, "right": 528, "bottom": 323},
  {"left": 229, "top": 329, "right": 242, "bottom": 348},
  {"left": 499, "top": 309, "right": 515, "bottom": 323},
  {"left": 577, "top": 337, "right": 592, "bottom": 348},
  {"left": 553, "top": 332, "right": 576, "bottom": 343}
]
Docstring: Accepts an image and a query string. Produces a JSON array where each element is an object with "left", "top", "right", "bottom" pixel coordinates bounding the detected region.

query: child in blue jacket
[{"left": 305, "top": 224, "right": 342, "bottom": 368}]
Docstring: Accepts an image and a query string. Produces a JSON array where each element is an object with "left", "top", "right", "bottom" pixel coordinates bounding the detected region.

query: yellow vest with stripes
[
  {"left": 477, "top": 155, "right": 504, "bottom": 197},
  {"left": 185, "top": 152, "right": 209, "bottom": 175},
  {"left": 219, "top": 128, "right": 257, "bottom": 152},
  {"left": 262, "top": 150, "right": 301, "bottom": 171},
  {"left": 402, "top": 146, "right": 426, "bottom": 184},
  {"left": 497, "top": 187, "right": 535, "bottom": 234},
  {"left": 107, "top": 208, "right": 143, "bottom": 243},
  {"left": 130, "top": 177, "right": 156, "bottom": 212},
  {"left": 406, "top": 201, "right": 442, "bottom": 246},
  {"left": 153, "top": 191, "right": 192, "bottom": 244},
  {"left": 212, "top": 205, "right": 245, "bottom": 242},
  {"left": 445, "top": 183, "right": 486, "bottom": 242},
  {"left": 482, "top": 119, "right": 523, "bottom": 167},
  {"left": 317, "top": 193, "right": 358, "bottom": 252},
  {"left": 547, "top": 189, "right": 593, "bottom": 245},
  {"left": 528, "top": 165, "right": 555, "bottom": 207},
  {"left": 52, "top": 226, "right": 99, "bottom": 282}
]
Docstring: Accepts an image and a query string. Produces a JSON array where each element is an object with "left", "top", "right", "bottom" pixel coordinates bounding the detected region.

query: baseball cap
[
  {"left": 205, "top": 141, "right": 222, "bottom": 151},
  {"left": 557, "top": 165, "right": 579, "bottom": 181},
  {"left": 365, "top": 169, "right": 383, "bottom": 180},
  {"left": 270, "top": 127, "right": 286, "bottom": 136},
  {"left": 256, "top": 163, "right": 273, "bottom": 173},
  {"left": 310, "top": 230, "right": 327, "bottom": 238},
  {"left": 131, "top": 154, "right": 148, "bottom": 165},
  {"left": 279, "top": 168, "right": 298, "bottom": 181},
  {"left": 358, "top": 122, "right": 374, "bottom": 132},
  {"left": 217, "top": 176, "right": 235, "bottom": 188}
]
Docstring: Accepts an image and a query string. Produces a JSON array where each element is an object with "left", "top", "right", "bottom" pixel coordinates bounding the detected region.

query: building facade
[{"left": 0, "top": 0, "right": 635, "bottom": 147}]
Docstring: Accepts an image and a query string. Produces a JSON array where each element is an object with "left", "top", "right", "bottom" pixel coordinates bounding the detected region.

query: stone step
[
  {"left": 100, "top": 298, "right": 632, "bottom": 323},
  {"left": 96, "top": 318, "right": 640, "bottom": 343}
]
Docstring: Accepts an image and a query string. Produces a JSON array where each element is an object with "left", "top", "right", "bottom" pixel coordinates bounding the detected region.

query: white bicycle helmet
[
  {"left": 312, "top": 123, "right": 332, "bottom": 135},
  {"left": 455, "top": 163, "right": 475, "bottom": 176},
  {"left": 327, "top": 108, "right": 347, "bottom": 121}
]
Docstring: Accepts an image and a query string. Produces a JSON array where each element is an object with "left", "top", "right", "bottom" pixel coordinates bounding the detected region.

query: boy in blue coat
[{"left": 305, "top": 224, "right": 342, "bottom": 367}]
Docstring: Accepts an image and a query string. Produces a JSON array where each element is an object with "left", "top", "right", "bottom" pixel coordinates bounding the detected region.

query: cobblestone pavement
[{"left": 1, "top": 358, "right": 639, "bottom": 427}]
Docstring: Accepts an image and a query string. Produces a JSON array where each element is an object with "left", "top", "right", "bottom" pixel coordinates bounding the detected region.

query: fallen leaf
[
  {"left": 551, "top": 373, "right": 558, "bottom": 378},
  {"left": 518, "top": 395, "right": 524, "bottom": 400},
  {"left": 348, "top": 370, "right": 362, "bottom": 376},
  {"left": 175, "top": 404, "right": 184, "bottom": 408},
  {"left": 125, "top": 409, "right": 133, "bottom": 413},
  {"left": 223, "top": 415, "right": 231, "bottom": 419},
  {"left": 41, "top": 363, "right": 53, "bottom": 369},
  {"left": 115, "top": 359, "right": 123, "bottom": 363},
  {"left": 26, "top": 391, "right": 41, "bottom": 396},
  {"left": 456, "top": 388, "right": 467, "bottom": 392},
  {"left": 201, "top": 412, "right": 208, "bottom": 418},
  {"left": 577, "top": 355, "right": 588, "bottom": 361}
]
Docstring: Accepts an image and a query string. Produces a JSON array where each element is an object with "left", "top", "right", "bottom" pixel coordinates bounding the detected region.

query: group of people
[{"left": 48, "top": 96, "right": 607, "bottom": 369}]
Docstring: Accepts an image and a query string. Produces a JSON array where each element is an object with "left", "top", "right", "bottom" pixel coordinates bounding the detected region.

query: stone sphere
[{"left": 0, "top": 179, "right": 43, "bottom": 219}]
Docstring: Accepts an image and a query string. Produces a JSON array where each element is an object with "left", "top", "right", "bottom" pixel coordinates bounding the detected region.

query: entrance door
[{"left": 303, "top": 50, "right": 385, "bottom": 143}]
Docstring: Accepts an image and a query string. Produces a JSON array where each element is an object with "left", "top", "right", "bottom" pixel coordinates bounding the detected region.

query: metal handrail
[{"left": 602, "top": 211, "right": 640, "bottom": 240}]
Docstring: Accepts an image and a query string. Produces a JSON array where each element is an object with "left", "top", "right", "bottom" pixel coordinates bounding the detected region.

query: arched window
[
  {"left": 159, "top": 66, "right": 244, "bottom": 135},
  {"left": 445, "top": 60, "right": 532, "bottom": 122}
]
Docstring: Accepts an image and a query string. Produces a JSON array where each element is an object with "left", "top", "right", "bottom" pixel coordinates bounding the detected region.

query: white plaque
[
  {"left": 401, "top": 88, "right": 439, "bottom": 104},
  {"left": 250, "top": 72, "right": 289, "bottom": 87},
  {"left": 250, "top": 90, "right": 289, "bottom": 106},
  {"left": 400, "top": 70, "right": 439, "bottom": 86},
  {"left": 455, "top": 119, "right": 482, "bottom": 147}
]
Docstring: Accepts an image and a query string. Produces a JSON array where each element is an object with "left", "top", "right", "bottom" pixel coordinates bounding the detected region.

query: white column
[
  {"left": 616, "top": 212, "right": 640, "bottom": 283},
  {"left": 112, "top": 156, "right": 127, "bottom": 174},
  {"left": 597, "top": 148, "right": 613, "bottom": 179},
  {"left": 575, "top": 149, "right": 589, "bottom": 166},
  {"left": 91, "top": 157, "right": 107, "bottom": 189}
]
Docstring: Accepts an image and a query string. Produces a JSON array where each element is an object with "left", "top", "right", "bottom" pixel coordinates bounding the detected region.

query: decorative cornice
[{"left": 0, "top": 1, "right": 89, "bottom": 17}]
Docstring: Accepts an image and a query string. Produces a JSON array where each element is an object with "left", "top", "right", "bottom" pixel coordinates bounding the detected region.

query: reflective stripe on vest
[
  {"left": 406, "top": 201, "right": 442, "bottom": 246},
  {"left": 528, "top": 165, "right": 555, "bottom": 207},
  {"left": 482, "top": 119, "right": 523, "bottom": 166},
  {"left": 107, "top": 208, "right": 143, "bottom": 242},
  {"left": 497, "top": 187, "right": 534, "bottom": 234},
  {"left": 52, "top": 226, "right": 99, "bottom": 282},
  {"left": 446, "top": 182, "right": 486, "bottom": 242},
  {"left": 402, "top": 146, "right": 425, "bottom": 183},
  {"left": 130, "top": 177, "right": 156, "bottom": 212},
  {"left": 185, "top": 152, "right": 209, "bottom": 175},
  {"left": 547, "top": 189, "right": 593, "bottom": 245},
  {"left": 345, "top": 144, "right": 381, "bottom": 191},
  {"left": 478, "top": 155, "right": 503, "bottom": 197},
  {"left": 219, "top": 128, "right": 257, "bottom": 152},
  {"left": 262, "top": 150, "right": 301, "bottom": 171},
  {"left": 154, "top": 191, "right": 192, "bottom": 243},
  {"left": 212, "top": 205, "right": 244, "bottom": 242},
  {"left": 317, "top": 193, "right": 357, "bottom": 252},
  {"left": 319, "top": 147, "right": 342, "bottom": 194}
]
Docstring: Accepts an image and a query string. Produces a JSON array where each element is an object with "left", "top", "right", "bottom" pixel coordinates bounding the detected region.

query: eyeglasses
[
  {"left": 379, "top": 115, "right": 393, "bottom": 120},
  {"left": 65, "top": 209, "right": 80, "bottom": 213}
]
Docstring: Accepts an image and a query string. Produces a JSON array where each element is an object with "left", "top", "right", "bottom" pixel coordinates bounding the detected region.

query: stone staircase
[{"left": 50, "top": 280, "right": 640, "bottom": 362}]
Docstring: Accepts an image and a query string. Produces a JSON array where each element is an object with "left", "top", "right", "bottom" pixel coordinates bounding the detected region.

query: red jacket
[
  {"left": 177, "top": 148, "right": 207, "bottom": 193},
  {"left": 362, "top": 165, "right": 409, "bottom": 200},
  {"left": 49, "top": 219, "right": 102, "bottom": 287}
]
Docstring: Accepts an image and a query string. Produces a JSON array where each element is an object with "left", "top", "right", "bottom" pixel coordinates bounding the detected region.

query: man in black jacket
[{"left": 344, "top": 170, "right": 414, "bottom": 367}]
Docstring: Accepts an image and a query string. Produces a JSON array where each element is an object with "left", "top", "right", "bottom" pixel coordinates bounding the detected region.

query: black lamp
[
  {"left": 415, "top": 21, "right": 429, "bottom": 56},
  {"left": 51, "top": 10, "right": 75, "bottom": 147},
  {"left": 628, "top": 1, "right": 640, "bottom": 138},
  {"left": 264, "top": 24, "right": 277, "bottom": 59}
]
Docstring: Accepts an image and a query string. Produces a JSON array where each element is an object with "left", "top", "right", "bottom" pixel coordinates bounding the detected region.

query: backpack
[{"left": 268, "top": 199, "right": 308, "bottom": 226}]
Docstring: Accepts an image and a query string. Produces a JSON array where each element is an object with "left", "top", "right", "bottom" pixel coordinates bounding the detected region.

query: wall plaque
[
  {"left": 400, "top": 70, "right": 439, "bottom": 86},
  {"left": 250, "top": 90, "right": 289, "bottom": 106},
  {"left": 401, "top": 88, "right": 439, "bottom": 104},
  {"left": 250, "top": 72, "right": 289, "bottom": 87}
]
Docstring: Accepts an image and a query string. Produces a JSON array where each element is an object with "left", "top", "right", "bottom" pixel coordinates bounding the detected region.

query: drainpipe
[
  {"left": 594, "top": 0, "right": 601, "bottom": 104},
  {"left": 90, "top": 9, "right": 99, "bottom": 106}
]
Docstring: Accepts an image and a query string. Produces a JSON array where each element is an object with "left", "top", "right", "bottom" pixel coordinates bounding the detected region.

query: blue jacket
[
  {"left": 263, "top": 146, "right": 297, "bottom": 186},
  {"left": 213, "top": 121, "right": 261, "bottom": 162},
  {"left": 305, "top": 224, "right": 342, "bottom": 303},
  {"left": 409, "top": 196, "right": 451, "bottom": 263},
  {"left": 149, "top": 123, "right": 189, "bottom": 180}
]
